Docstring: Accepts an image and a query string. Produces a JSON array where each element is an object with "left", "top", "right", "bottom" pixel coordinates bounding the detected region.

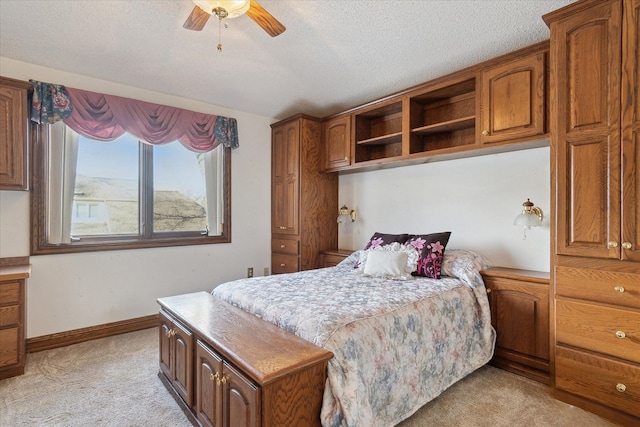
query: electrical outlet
[
  {"left": 263, "top": 267, "right": 269, "bottom": 276},
  {"left": 247, "top": 267, "right": 253, "bottom": 278}
]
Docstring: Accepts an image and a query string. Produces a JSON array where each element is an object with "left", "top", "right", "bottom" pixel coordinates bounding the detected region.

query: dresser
[
  {"left": 271, "top": 115, "right": 338, "bottom": 274},
  {"left": 0, "top": 259, "right": 30, "bottom": 380},
  {"left": 544, "top": 0, "right": 640, "bottom": 424}
]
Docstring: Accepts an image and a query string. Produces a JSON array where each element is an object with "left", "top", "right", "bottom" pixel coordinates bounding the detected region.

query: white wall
[
  {"left": 0, "top": 57, "right": 273, "bottom": 338},
  {"left": 338, "top": 146, "right": 550, "bottom": 272}
]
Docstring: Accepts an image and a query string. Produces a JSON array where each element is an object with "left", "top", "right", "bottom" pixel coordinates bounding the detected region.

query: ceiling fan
[{"left": 183, "top": 0, "right": 286, "bottom": 47}]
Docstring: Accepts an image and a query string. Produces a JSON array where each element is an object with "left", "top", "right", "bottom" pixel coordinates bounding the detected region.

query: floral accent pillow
[
  {"left": 356, "top": 242, "right": 419, "bottom": 280},
  {"left": 354, "top": 232, "right": 410, "bottom": 268},
  {"left": 405, "top": 232, "right": 451, "bottom": 279}
]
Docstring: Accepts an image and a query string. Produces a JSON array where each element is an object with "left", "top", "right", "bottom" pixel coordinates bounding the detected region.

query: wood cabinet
[
  {"left": 0, "top": 261, "right": 29, "bottom": 380},
  {"left": 271, "top": 115, "right": 337, "bottom": 273},
  {"left": 319, "top": 249, "right": 353, "bottom": 268},
  {"left": 159, "top": 310, "right": 194, "bottom": 407},
  {"left": 195, "top": 340, "right": 259, "bottom": 427},
  {"left": 0, "top": 77, "right": 31, "bottom": 191},
  {"left": 480, "top": 268, "right": 549, "bottom": 384},
  {"left": 479, "top": 51, "right": 546, "bottom": 145},
  {"left": 158, "top": 292, "right": 333, "bottom": 427},
  {"left": 320, "top": 41, "right": 549, "bottom": 174},
  {"left": 544, "top": 0, "right": 640, "bottom": 424},
  {"left": 323, "top": 115, "right": 351, "bottom": 171}
]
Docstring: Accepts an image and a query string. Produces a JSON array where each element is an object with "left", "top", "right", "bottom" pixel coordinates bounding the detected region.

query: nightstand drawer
[
  {"left": 556, "top": 300, "right": 640, "bottom": 363},
  {"left": 272, "top": 253, "right": 298, "bottom": 274},
  {"left": 556, "top": 266, "right": 640, "bottom": 310},
  {"left": 0, "top": 305, "right": 19, "bottom": 328},
  {"left": 556, "top": 346, "right": 640, "bottom": 418},
  {"left": 271, "top": 238, "right": 299, "bottom": 256},
  {"left": 0, "top": 282, "right": 20, "bottom": 305}
]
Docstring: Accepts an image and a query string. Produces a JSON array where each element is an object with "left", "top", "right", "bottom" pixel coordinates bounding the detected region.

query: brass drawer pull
[
  {"left": 280, "top": 263, "right": 286, "bottom": 267},
  {"left": 622, "top": 242, "right": 632, "bottom": 249},
  {"left": 280, "top": 244, "right": 286, "bottom": 248},
  {"left": 616, "top": 383, "right": 626, "bottom": 393},
  {"left": 608, "top": 241, "right": 619, "bottom": 248},
  {"left": 614, "top": 286, "right": 625, "bottom": 294},
  {"left": 210, "top": 372, "right": 220, "bottom": 382},
  {"left": 486, "top": 288, "right": 492, "bottom": 294},
  {"left": 615, "top": 330, "right": 626, "bottom": 339}
]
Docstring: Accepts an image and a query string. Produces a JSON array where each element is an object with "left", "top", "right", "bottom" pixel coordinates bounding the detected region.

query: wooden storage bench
[{"left": 157, "top": 291, "right": 333, "bottom": 427}]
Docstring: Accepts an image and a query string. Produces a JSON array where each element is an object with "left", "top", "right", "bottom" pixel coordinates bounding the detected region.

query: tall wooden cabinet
[
  {"left": 271, "top": 115, "right": 338, "bottom": 274},
  {"left": 0, "top": 77, "right": 31, "bottom": 191},
  {"left": 544, "top": 0, "right": 640, "bottom": 424}
]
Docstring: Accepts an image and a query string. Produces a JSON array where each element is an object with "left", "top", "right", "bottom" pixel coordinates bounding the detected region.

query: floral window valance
[{"left": 29, "top": 80, "right": 239, "bottom": 152}]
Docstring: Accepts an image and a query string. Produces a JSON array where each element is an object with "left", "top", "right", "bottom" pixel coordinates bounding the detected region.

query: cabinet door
[
  {"left": 223, "top": 361, "right": 260, "bottom": 427},
  {"left": 0, "top": 78, "right": 30, "bottom": 191},
  {"left": 196, "top": 341, "right": 224, "bottom": 427},
  {"left": 159, "top": 314, "right": 173, "bottom": 379},
  {"left": 621, "top": 0, "right": 640, "bottom": 261},
  {"left": 323, "top": 115, "right": 351, "bottom": 170},
  {"left": 271, "top": 121, "right": 299, "bottom": 236},
  {"left": 173, "top": 320, "right": 194, "bottom": 407},
  {"left": 551, "top": 0, "right": 623, "bottom": 259},
  {"left": 486, "top": 278, "right": 549, "bottom": 363},
  {"left": 480, "top": 52, "right": 546, "bottom": 144}
]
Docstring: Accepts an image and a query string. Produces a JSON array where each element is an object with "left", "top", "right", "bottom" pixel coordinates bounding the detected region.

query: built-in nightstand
[
  {"left": 480, "top": 267, "right": 550, "bottom": 384},
  {"left": 319, "top": 249, "right": 354, "bottom": 268}
]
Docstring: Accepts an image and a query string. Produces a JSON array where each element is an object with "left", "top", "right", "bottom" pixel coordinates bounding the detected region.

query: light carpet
[{"left": 0, "top": 328, "right": 617, "bottom": 426}]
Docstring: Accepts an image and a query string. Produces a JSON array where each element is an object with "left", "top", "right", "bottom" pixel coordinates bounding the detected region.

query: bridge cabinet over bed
[{"left": 157, "top": 292, "right": 333, "bottom": 427}]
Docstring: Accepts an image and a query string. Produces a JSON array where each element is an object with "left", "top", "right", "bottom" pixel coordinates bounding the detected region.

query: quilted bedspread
[{"left": 212, "top": 250, "right": 496, "bottom": 427}]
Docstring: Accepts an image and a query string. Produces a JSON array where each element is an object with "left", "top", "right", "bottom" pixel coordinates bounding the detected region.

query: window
[{"left": 31, "top": 122, "right": 230, "bottom": 255}]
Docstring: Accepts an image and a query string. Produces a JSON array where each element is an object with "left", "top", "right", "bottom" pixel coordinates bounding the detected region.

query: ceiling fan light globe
[{"left": 192, "top": 0, "right": 251, "bottom": 18}]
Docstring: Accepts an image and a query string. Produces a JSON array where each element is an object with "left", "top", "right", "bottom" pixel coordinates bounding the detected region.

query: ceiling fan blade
[
  {"left": 183, "top": 5, "right": 211, "bottom": 31},
  {"left": 246, "top": 0, "right": 286, "bottom": 37}
]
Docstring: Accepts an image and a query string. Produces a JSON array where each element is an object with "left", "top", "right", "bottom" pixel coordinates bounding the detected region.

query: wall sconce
[
  {"left": 513, "top": 198, "right": 543, "bottom": 239},
  {"left": 337, "top": 205, "right": 357, "bottom": 224}
]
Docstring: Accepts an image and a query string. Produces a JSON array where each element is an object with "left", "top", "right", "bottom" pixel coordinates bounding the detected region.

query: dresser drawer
[
  {"left": 0, "top": 327, "right": 19, "bottom": 367},
  {"left": 0, "top": 305, "right": 19, "bottom": 328},
  {"left": 556, "top": 346, "right": 640, "bottom": 418},
  {"left": 0, "top": 282, "right": 20, "bottom": 305},
  {"left": 271, "top": 238, "right": 299, "bottom": 256},
  {"left": 555, "top": 266, "right": 640, "bottom": 309},
  {"left": 272, "top": 253, "right": 299, "bottom": 274},
  {"left": 556, "top": 300, "right": 640, "bottom": 363}
]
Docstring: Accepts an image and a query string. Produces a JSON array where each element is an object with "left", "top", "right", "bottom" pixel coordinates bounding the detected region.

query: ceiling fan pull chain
[{"left": 217, "top": 15, "right": 223, "bottom": 52}]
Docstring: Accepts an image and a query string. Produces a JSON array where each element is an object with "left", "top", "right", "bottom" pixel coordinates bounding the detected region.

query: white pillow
[{"left": 357, "top": 242, "right": 418, "bottom": 280}]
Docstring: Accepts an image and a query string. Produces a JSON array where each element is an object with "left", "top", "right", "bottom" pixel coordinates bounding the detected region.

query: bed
[{"left": 212, "top": 248, "right": 496, "bottom": 427}]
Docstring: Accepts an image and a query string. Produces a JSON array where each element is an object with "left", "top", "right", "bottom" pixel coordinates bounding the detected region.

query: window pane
[
  {"left": 153, "top": 143, "right": 207, "bottom": 233},
  {"left": 72, "top": 134, "right": 140, "bottom": 236}
]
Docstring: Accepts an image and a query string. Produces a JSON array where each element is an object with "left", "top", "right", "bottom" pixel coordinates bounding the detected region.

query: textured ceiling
[{"left": 0, "top": 0, "right": 574, "bottom": 120}]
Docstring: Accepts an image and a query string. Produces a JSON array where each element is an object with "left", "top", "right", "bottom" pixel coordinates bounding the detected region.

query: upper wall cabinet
[
  {"left": 321, "top": 41, "right": 549, "bottom": 173},
  {"left": 479, "top": 51, "right": 546, "bottom": 145},
  {"left": 323, "top": 114, "right": 351, "bottom": 170},
  {"left": 0, "top": 77, "right": 31, "bottom": 191}
]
